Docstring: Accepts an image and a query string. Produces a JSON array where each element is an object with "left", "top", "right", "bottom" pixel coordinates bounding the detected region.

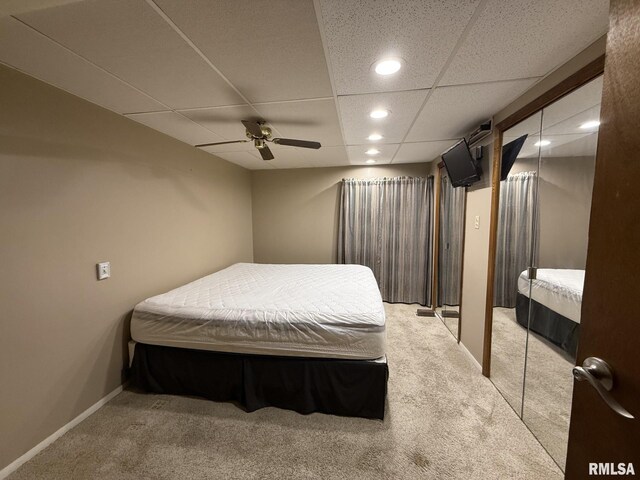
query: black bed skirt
[
  {"left": 130, "top": 343, "right": 388, "bottom": 420},
  {"left": 515, "top": 293, "right": 580, "bottom": 360}
]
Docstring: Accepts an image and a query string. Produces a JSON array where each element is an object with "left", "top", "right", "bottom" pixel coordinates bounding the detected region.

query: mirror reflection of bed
[{"left": 490, "top": 76, "right": 602, "bottom": 472}]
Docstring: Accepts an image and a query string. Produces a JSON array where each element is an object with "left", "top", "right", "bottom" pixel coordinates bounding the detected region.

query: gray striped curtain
[
  {"left": 438, "top": 174, "right": 465, "bottom": 306},
  {"left": 338, "top": 176, "right": 434, "bottom": 305},
  {"left": 494, "top": 171, "right": 538, "bottom": 307}
]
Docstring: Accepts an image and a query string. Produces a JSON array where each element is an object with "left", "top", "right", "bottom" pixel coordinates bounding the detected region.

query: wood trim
[
  {"left": 456, "top": 187, "right": 468, "bottom": 344},
  {"left": 495, "top": 55, "right": 605, "bottom": 132},
  {"left": 430, "top": 166, "right": 442, "bottom": 308},
  {"left": 482, "top": 130, "right": 503, "bottom": 376},
  {"left": 482, "top": 56, "right": 606, "bottom": 377}
]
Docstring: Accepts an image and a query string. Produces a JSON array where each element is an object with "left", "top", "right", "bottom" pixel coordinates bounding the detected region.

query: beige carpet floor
[
  {"left": 491, "top": 307, "right": 574, "bottom": 471},
  {"left": 9, "top": 304, "right": 562, "bottom": 480}
]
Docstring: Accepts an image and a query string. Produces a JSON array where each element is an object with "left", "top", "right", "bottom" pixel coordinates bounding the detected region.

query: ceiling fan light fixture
[
  {"left": 367, "top": 133, "right": 383, "bottom": 141},
  {"left": 370, "top": 109, "right": 389, "bottom": 119},
  {"left": 374, "top": 58, "right": 403, "bottom": 76}
]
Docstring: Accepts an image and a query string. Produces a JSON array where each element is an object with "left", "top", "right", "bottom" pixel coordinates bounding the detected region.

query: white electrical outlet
[
  {"left": 97, "top": 262, "right": 110, "bottom": 280},
  {"left": 474, "top": 215, "right": 480, "bottom": 229}
]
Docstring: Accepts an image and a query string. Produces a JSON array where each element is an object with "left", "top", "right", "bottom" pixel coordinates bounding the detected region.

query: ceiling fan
[{"left": 195, "top": 120, "right": 321, "bottom": 160}]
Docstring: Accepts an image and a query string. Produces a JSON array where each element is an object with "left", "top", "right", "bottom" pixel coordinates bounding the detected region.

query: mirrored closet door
[
  {"left": 436, "top": 166, "right": 466, "bottom": 340},
  {"left": 490, "top": 75, "right": 603, "bottom": 472}
]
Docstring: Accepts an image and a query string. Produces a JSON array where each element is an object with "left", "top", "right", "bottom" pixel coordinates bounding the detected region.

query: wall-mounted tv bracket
[{"left": 473, "top": 145, "right": 484, "bottom": 163}]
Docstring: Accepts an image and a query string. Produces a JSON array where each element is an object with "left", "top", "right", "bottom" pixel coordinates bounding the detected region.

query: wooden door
[{"left": 565, "top": 0, "right": 640, "bottom": 477}]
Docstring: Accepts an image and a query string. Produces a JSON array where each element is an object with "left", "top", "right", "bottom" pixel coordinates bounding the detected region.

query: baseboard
[
  {"left": 0, "top": 383, "right": 125, "bottom": 479},
  {"left": 459, "top": 341, "right": 482, "bottom": 371}
]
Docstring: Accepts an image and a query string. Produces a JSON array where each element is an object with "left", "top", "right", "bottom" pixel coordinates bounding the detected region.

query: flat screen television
[
  {"left": 441, "top": 139, "right": 481, "bottom": 187},
  {"left": 501, "top": 134, "right": 528, "bottom": 180}
]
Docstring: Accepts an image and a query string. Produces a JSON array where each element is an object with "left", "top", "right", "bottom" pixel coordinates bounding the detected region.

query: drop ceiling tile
[
  {"left": 178, "top": 105, "right": 259, "bottom": 140},
  {"left": 153, "top": 0, "right": 332, "bottom": 103},
  {"left": 0, "top": 17, "right": 164, "bottom": 114},
  {"left": 303, "top": 145, "right": 350, "bottom": 168},
  {"left": 441, "top": 0, "right": 609, "bottom": 86},
  {"left": 255, "top": 99, "right": 344, "bottom": 147},
  {"left": 541, "top": 133, "right": 598, "bottom": 158},
  {"left": 503, "top": 112, "right": 543, "bottom": 142},
  {"left": 338, "top": 90, "right": 428, "bottom": 145},
  {"left": 346, "top": 144, "right": 399, "bottom": 165},
  {"left": 503, "top": 76, "right": 603, "bottom": 142},
  {"left": 541, "top": 76, "right": 603, "bottom": 132},
  {"left": 197, "top": 141, "right": 255, "bottom": 154},
  {"left": 318, "top": 0, "right": 480, "bottom": 95},
  {"left": 543, "top": 104, "right": 602, "bottom": 137},
  {"left": 17, "top": 0, "right": 244, "bottom": 109},
  {"left": 211, "top": 151, "right": 273, "bottom": 170},
  {"left": 394, "top": 141, "right": 455, "bottom": 164},
  {"left": 517, "top": 133, "right": 595, "bottom": 159},
  {"left": 406, "top": 78, "right": 537, "bottom": 142},
  {"left": 0, "top": 1, "right": 90, "bottom": 17},
  {"left": 125, "top": 111, "right": 225, "bottom": 146},
  {"left": 267, "top": 146, "right": 317, "bottom": 169}
]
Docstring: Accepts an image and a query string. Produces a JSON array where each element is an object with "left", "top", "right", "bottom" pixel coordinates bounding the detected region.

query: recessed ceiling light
[
  {"left": 370, "top": 109, "right": 389, "bottom": 119},
  {"left": 367, "top": 133, "right": 383, "bottom": 141},
  {"left": 580, "top": 120, "right": 601, "bottom": 129},
  {"left": 366, "top": 159, "right": 376, "bottom": 164},
  {"left": 374, "top": 58, "right": 402, "bottom": 76},
  {"left": 366, "top": 148, "right": 380, "bottom": 155},
  {"left": 534, "top": 140, "right": 551, "bottom": 147}
]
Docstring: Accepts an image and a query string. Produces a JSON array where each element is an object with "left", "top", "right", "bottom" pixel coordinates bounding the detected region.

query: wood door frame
[
  {"left": 430, "top": 164, "right": 442, "bottom": 309},
  {"left": 433, "top": 162, "right": 467, "bottom": 343},
  {"left": 481, "top": 55, "right": 606, "bottom": 377}
]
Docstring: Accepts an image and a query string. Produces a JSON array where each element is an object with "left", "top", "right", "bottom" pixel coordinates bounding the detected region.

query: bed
[
  {"left": 129, "top": 263, "right": 388, "bottom": 419},
  {"left": 516, "top": 268, "right": 584, "bottom": 359}
]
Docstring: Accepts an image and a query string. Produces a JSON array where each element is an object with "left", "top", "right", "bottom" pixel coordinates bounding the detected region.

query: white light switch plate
[
  {"left": 474, "top": 216, "right": 480, "bottom": 229},
  {"left": 97, "top": 262, "right": 110, "bottom": 280}
]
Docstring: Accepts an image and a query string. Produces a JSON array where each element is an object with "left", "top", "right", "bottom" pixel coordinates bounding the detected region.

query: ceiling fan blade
[
  {"left": 195, "top": 139, "right": 249, "bottom": 148},
  {"left": 272, "top": 138, "right": 321, "bottom": 149},
  {"left": 258, "top": 144, "right": 274, "bottom": 161},
  {"left": 242, "top": 119, "right": 264, "bottom": 137}
]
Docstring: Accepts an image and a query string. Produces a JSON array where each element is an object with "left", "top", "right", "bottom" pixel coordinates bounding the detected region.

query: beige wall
[
  {"left": 0, "top": 65, "right": 253, "bottom": 470},
  {"left": 459, "top": 140, "right": 493, "bottom": 364},
  {"left": 251, "top": 163, "right": 431, "bottom": 264},
  {"left": 457, "top": 36, "right": 606, "bottom": 366}
]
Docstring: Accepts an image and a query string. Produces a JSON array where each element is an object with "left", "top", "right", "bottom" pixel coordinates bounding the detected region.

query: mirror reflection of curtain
[
  {"left": 337, "top": 176, "right": 434, "bottom": 305},
  {"left": 494, "top": 171, "right": 538, "bottom": 307},
  {"left": 438, "top": 175, "right": 465, "bottom": 305}
]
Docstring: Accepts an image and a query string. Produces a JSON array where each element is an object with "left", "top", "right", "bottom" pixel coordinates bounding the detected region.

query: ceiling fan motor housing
[{"left": 196, "top": 119, "right": 320, "bottom": 161}]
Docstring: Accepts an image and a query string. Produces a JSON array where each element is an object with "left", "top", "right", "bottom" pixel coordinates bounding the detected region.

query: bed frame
[
  {"left": 515, "top": 293, "right": 580, "bottom": 360},
  {"left": 130, "top": 343, "right": 388, "bottom": 420}
]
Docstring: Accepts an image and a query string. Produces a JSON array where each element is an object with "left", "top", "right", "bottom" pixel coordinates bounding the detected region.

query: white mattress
[
  {"left": 518, "top": 269, "right": 584, "bottom": 323},
  {"left": 130, "top": 263, "right": 386, "bottom": 360}
]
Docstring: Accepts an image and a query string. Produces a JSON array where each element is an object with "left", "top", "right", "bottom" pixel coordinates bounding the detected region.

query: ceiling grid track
[
  {"left": 8, "top": 15, "right": 173, "bottom": 112},
  {"left": 144, "top": 0, "right": 276, "bottom": 168},
  {"left": 146, "top": 0, "right": 343, "bottom": 167},
  {"left": 1, "top": 1, "right": 609, "bottom": 169},
  {"left": 388, "top": 0, "right": 490, "bottom": 164},
  {"left": 312, "top": 0, "right": 350, "bottom": 165},
  {"left": 9, "top": 13, "right": 248, "bottom": 147}
]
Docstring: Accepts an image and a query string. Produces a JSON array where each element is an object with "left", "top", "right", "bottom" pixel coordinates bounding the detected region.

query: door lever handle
[{"left": 572, "top": 357, "right": 634, "bottom": 419}]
